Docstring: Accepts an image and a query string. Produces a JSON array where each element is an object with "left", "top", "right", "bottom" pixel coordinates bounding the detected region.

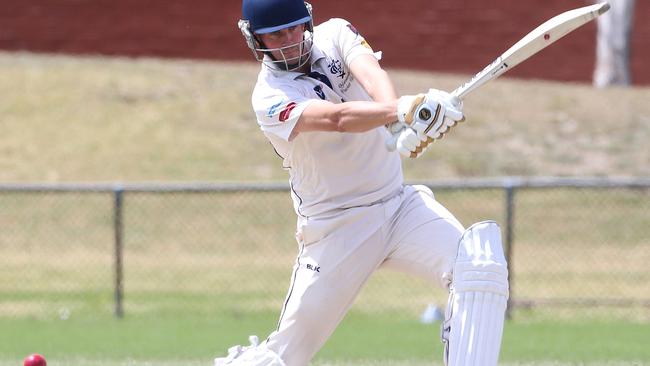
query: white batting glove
[
  {"left": 395, "top": 127, "right": 431, "bottom": 158},
  {"left": 397, "top": 89, "right": 464, "bottom": 141}
]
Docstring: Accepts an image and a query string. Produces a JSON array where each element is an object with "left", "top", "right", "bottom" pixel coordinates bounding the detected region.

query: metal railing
[{"left": 1, "top": 177, "right": 648, "bottom": 321}]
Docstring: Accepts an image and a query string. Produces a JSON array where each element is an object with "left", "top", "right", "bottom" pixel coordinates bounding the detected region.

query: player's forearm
[
  {"left": 294, "top": 99, "right": 398, "bottom": 136},
  {"left": 334, "top": 100, "right": 398, "bottom": 132}
]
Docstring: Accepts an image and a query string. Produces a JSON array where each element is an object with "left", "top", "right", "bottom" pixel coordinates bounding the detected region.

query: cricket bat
[{"left": 388, "top": 2, "right": 611, "bottom": 155}]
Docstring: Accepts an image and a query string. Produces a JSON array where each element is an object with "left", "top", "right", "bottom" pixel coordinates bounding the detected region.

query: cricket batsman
[{"left": 214, "top": 0, "right": 510, "bottom": 365}]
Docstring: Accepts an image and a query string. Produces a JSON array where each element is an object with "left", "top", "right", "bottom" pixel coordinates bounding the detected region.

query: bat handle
[{"left": 451, "top": 87, "right": 467, "bottom": 101}]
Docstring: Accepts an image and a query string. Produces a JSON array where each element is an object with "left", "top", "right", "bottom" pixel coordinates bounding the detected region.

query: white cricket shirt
[{"left": 251, "top": 18, "right": 403, "bottom": 218}]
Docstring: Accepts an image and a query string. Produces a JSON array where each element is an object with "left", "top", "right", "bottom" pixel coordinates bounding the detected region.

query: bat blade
[{"left": 452, "top": 2, "right": 610, "bottom": 99}]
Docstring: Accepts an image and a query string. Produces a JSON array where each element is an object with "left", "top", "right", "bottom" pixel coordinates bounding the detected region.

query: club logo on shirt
[
  {"left": 279, "top": 102, "right": 297, "bottom": 122},
  {"left": 347, "top": 23, "right": 372, "bottom": 50},
  {"left": 346, "top": 23, "right": 360, "bottom": 37},
  {"left": 328, "top": 59, "right": 346, "bottom": 79},
  {"left": 313, "top": 85, "right": 326, "bottom": 100}
]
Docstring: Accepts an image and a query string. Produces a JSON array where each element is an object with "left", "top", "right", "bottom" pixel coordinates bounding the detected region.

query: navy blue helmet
[{"left": 242, "top": 0, "right": 312, "bottom": 34}]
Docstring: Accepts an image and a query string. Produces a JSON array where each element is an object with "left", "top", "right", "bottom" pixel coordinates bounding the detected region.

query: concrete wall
[{"left": 2, "top": 0, "right": 648, "bottom": 84}]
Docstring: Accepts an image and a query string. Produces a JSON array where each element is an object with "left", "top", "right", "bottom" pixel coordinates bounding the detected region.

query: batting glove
[
  {"left": 397, "top": 88, "right": 464, "bottom": 142},
  {"left": 395, "top": 127, "right": 432, "bottom": 158}
]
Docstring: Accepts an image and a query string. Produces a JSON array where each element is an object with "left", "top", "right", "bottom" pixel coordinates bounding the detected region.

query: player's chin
[
  {"left": 285, "top": 56, "right": 305, "bottom": 69},
  {"left": 283, "top": 51, "right": 302, "bottom": 61},
  {"left": 283, "top": 45, "right": 305, "bottom": 59}
]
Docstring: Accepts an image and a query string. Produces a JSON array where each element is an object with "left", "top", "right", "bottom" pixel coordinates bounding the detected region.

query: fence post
[
  {"left": 113, "top": 187, "right": 124, "bottom": 318},
  {"left": 504, "top": 183, "right": 515, "bottom": 319}
]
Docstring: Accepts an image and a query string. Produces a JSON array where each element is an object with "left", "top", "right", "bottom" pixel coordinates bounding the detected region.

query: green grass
[
  {"left": 0, "top": 51, "right": 649, "bottom": 182},
  {"left": 1, "top": 313, "right": 649, "bottom": 365}
]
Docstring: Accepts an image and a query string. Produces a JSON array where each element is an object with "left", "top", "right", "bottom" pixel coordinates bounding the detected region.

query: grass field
[
  {"left": 2, "top": 314, "right": 650, "bottom": 365},
  {"left": 1, "top": 52, "right": 649, "bottom": 365},
  {"left": 1, "top": 52, "right": 649, "bottom": 182}
]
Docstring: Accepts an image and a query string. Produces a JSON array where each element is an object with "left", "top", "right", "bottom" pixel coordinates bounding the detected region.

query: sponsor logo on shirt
[
  {"left": 338, "top": 77, "right": 352, "bottom": 93},
  {"left": 279, "top": 102, "right": 297, "bottom": 122},
  {"left": 267, "top": 99, "right": 283, "bottom": 117},
  {"left": 305, "top": 263, "right": 321, "bottom": 273},
  {"left": 361, "top": 39, "right": 373, "bottom": 50}
]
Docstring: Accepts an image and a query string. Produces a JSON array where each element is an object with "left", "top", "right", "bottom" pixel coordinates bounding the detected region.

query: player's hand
[
  {"left": 384, "top": 120, "right": 434, "bottom": 158},
  {"left": 395, "top": 127, "right": 430, "bottom": 158},
  {"left": 397, "top": 89, "right": 464, "bottom": 141}
]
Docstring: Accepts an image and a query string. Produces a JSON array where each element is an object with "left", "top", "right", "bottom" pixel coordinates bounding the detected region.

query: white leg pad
[
  {"left": 214, "top": 336, "right": 286, "bottom": 366},
  {"left": 441, "top": 221, "right": 509, "bottom": 366}
]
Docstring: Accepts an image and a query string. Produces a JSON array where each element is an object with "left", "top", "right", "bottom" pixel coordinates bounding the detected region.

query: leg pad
[{"left": 442, "top": 221, "right": 509, "bottom": 366}]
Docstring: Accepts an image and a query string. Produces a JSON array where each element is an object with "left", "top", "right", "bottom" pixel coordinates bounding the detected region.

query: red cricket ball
[
  {"left": 23, "top": 354, "right": 47, "bottom": 366},
  {"left": 544, "top": 33, "right": 551, "bottom": 40}
]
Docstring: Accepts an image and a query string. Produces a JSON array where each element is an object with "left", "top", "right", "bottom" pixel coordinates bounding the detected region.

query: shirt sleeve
[
  {"left": 252, "top": 83, "right": 315, "bottom": 142},
  {"left": 331, "top": 18, "right": 380, "bottom": 68}
]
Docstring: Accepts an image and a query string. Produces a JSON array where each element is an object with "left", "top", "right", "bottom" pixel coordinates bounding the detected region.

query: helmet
[
  {"left": 238, "top": 0, "right": 314, "bottom": 71},
  {"left": 243, "top": 0, "right": 312, "bottom": 34}
]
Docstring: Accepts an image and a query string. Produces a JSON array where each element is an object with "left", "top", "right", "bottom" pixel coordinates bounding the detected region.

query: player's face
[{"left": 257, "top": 24, "right": 306, "bottom": 62}]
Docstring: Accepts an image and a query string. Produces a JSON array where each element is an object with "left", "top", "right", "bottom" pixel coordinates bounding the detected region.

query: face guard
[
  {"left": 238, "top": 20, "right": 313, "bottom": 71},
  {"left": 238, "top": 2, "right": 314, "bottom": 71}
]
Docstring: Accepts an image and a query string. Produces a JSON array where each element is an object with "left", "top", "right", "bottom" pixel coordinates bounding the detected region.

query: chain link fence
[{"left": 1, "top": 178, "right": 648, "bottom": 323}]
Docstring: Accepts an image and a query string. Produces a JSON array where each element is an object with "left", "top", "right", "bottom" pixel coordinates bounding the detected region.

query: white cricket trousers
[{"left": 265, "top": 185, "right": 465, "bottom": 366}]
